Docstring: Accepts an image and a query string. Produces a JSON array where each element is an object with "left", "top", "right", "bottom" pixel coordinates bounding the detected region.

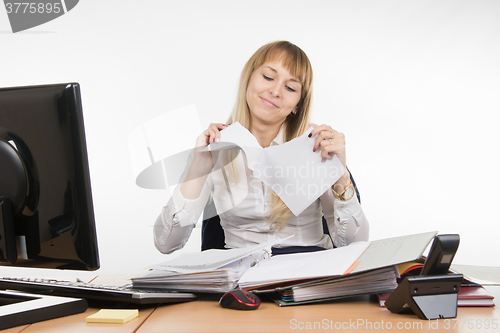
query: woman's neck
[{"left": 249, "top": 122, "right": 283, "bottom": 148}]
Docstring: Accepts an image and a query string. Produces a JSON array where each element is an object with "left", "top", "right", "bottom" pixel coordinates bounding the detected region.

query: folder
[
  {"left": 132, "top": 238, "right": 279, "bottom": 292},
  {"left": 238, "top": 231, "right": 437, "bottom": 290},
  {"left": 134, "top": 231, "right": 437, "bottom": 300},
  {"left": 237, "top": 231, "right": 437, "bottom": 306}
]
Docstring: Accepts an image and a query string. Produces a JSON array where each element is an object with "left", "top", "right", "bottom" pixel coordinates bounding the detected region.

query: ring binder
[
  {"left": 249, "top": 255, "right": 260, "bottom": 266},
  {"left": 132, "top": 238, "right": 284, "bottom": 293}
]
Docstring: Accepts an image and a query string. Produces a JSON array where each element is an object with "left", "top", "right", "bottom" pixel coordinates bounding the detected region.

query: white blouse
[{"left": 154, "top": 130, "right": 369, "bottom": 254}]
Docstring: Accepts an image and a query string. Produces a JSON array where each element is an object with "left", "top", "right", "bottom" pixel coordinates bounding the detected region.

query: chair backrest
[
  {"left": 201, "top": 205, "right": 226, "bottom": 250},
  {"left": 201, "top": 170, "right": 360, "bottom": 251}
]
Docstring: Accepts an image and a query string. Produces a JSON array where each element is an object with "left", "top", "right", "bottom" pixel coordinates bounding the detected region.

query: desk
[{"left": 4, "top": 286, "right": 499, "bottom": 333}]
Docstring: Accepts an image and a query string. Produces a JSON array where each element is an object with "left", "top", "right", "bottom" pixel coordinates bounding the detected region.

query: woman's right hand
[
  {"left": 195, "top": 123, "right": 228, "bottom": 148},
  {"left": 181, "top": 123, "right": 228, "bottom": 198},
  {"left": 192, "top": 123, "right": 229, "bottom": 169}
]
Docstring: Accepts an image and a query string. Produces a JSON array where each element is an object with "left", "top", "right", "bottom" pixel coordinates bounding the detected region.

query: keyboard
[{"left": 0, "top": 277, "right": 196, "bottom": 305}]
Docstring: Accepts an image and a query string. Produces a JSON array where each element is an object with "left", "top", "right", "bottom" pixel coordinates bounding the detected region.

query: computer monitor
[
  {"left": 0, "top": 83, "right": 99, "bottom": 270},
  {"left": 0, "top": 82, "right": 99, "bottom": 329}
]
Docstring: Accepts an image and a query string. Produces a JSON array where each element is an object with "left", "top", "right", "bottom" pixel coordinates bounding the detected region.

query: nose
[{"left": 269, "top": 82, "right": 279, "bottom": 97}]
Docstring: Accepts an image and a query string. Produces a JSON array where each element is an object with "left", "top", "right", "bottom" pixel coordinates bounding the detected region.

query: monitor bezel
[{"left": 0, "top": 82, "right": 99, "bottom": 271}]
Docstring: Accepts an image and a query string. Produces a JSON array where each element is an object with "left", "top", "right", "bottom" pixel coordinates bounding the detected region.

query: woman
[{"left": 154, "top": 41, "right": 368, "bottom": 254}]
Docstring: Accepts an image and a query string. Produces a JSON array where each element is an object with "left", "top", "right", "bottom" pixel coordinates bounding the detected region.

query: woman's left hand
[
  {"left": 308, "top": 123, "right": 346, "bottom": 167},
  {"left": 309, "top": 123, "right": 351, "bottom": 190}
]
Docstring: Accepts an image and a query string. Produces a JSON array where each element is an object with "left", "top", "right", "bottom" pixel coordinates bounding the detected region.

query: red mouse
[{"left": 219, "top": 289, "right": 261, "bottom": 310}]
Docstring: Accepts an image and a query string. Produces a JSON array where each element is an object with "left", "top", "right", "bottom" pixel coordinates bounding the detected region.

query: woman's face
[{"left": 246, "top": 60, "right": 302, "bottom": 128}]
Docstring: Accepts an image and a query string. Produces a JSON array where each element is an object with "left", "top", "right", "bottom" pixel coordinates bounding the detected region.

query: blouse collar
[{"left": 270, "top": 125, "right": 285, "bottom": 146}]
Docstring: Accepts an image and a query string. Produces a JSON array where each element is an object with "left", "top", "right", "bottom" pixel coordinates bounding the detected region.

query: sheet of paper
[
  {"left": 205, "top": 122, "right": 346, "bottom": 215},
  {"left": 352, "top": 231, "right": 438, "bottom": 273},
  {"left": 238, "top": 241, "right": 370, "bottom": 289},
  {"left": 133, "top": 269, "right": 243, "bottom": 293},
  {"left": 149, "top": 237, "right": 286, "bottom": 273}
]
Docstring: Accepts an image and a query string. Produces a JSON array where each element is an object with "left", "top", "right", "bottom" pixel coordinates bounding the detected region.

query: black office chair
[{"left": 201, "top": 171, "right": 361, "bottom": 251}]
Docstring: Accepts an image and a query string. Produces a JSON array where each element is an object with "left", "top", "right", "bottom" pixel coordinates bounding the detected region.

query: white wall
[{"left": 1, "top": 0, "right": 499, "bottom": 275}]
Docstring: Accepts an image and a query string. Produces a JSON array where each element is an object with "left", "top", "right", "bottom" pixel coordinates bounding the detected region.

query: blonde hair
[{"left": 226, "top": 41, "right": 314, "bottom": 230}]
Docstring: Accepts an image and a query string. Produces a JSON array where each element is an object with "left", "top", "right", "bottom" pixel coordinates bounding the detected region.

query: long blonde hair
[{"left": 225, "top": 41, "right": 314, "bottom": 230}]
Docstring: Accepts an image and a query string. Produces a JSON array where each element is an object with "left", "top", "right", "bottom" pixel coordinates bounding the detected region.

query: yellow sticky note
[{"left": 86, "top": 309, "right": 139, "bottom": 324}]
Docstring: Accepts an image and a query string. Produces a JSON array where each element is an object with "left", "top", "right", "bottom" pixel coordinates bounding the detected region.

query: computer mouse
[{"left": 219, "top": 289, "right": 261, "bottom": 310}]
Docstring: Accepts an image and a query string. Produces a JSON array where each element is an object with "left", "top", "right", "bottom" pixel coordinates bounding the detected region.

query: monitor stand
[{"left": 0, "top": 290, "right": 88, "bottom": 330}]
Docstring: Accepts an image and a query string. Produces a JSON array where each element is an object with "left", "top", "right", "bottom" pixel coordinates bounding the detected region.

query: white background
[{"left": 1, "top": 0, "right": 499, "bottom": 277}]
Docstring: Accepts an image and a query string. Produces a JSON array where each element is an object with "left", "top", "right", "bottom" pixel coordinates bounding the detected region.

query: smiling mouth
[{"left": 261, "top": 97, "right": 278, "bottom": 108}]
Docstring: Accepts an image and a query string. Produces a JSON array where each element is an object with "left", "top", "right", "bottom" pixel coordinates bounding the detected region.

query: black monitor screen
[{"left": 0, "top": 83, "right": 99, "bottom": 270}]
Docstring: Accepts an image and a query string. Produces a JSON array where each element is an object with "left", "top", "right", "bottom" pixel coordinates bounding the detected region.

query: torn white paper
[{"left": 204, "top": 122, "right": 346, "bottom": 215}]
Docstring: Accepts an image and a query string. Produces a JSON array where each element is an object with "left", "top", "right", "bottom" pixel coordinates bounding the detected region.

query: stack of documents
[
  {"left": 133, "top": 231, "right": 437, "bottom": 302},
  {"left": 237, "top": 231, "right": 437, "bottom": 306},
  {"left": 238, "top": 231, "right": 437, "bottom": 289},
  {"left": 237, "top": 242, "right": 369, "bottom": 289},
  {"left": 132, "top": 257, "right": 253, "bottom": 293},
  {"left": 236, "top": 242, "right": 398, "bottom": 306},
  {"left": 132, "top": 239, "right": 278, "bottom": 293},
  {"left": 271, "top": 266, "right": 398, "bottom": 306}
]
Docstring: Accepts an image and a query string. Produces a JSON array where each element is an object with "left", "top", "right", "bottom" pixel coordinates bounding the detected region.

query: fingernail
[
  {"left": 308, "top": 133, "right": 312, "bottom": 138},
  {"left": 216, "top": 137, "right": 220, "bottom": 143},
  {"left": 312, "top": 148, "right": 316, "bottom": 152}
]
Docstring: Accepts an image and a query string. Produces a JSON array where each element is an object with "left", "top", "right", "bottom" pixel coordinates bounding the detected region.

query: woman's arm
[
  {"left": 311, "top": 123, "right": 369, "bottom": 246},
  {"left": 180, "top": 123, "right": 227, "bottom": 199},
  {"left": 154, "top": 183, "right": 212, "bottom": 254},
  {"left": 153, "top": 123, "right": 227, "bottom": 254},
  {"left": 321, "top": 188, "right": 369, "bottom": 247}
]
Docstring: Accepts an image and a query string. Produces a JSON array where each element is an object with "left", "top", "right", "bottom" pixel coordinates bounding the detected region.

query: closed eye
[
  {"left": 286, "top": 86, "right": 296, "bottom": 92},
  {"left": 263, "top": 75, "right": 273, "bottom": 81}
]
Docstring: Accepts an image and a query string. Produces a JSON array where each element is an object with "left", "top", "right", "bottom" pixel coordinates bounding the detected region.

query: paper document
[
  {"left": 238, "top": 231, "right": 437, "bottom": 291},
  {"left": 204, "top": 122, "right": 346, "bottom": 215},
  {"left": 133, "top": 238, "right": 289, "bottom": 292},
  {"left": 272, "top": 266, "right": 398, "bottom": 306},
  {"left": 133, "top": 267, "right": 246, "bottom": 293},
  {"left": 149, "top": 237, "right": 285, "bottom": 273},
  {"left": 352, "top": 231, "right": 438, "bottom": 273},
  {"left": 238, "top": 241, "right": 370, "bottom": 289}
]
